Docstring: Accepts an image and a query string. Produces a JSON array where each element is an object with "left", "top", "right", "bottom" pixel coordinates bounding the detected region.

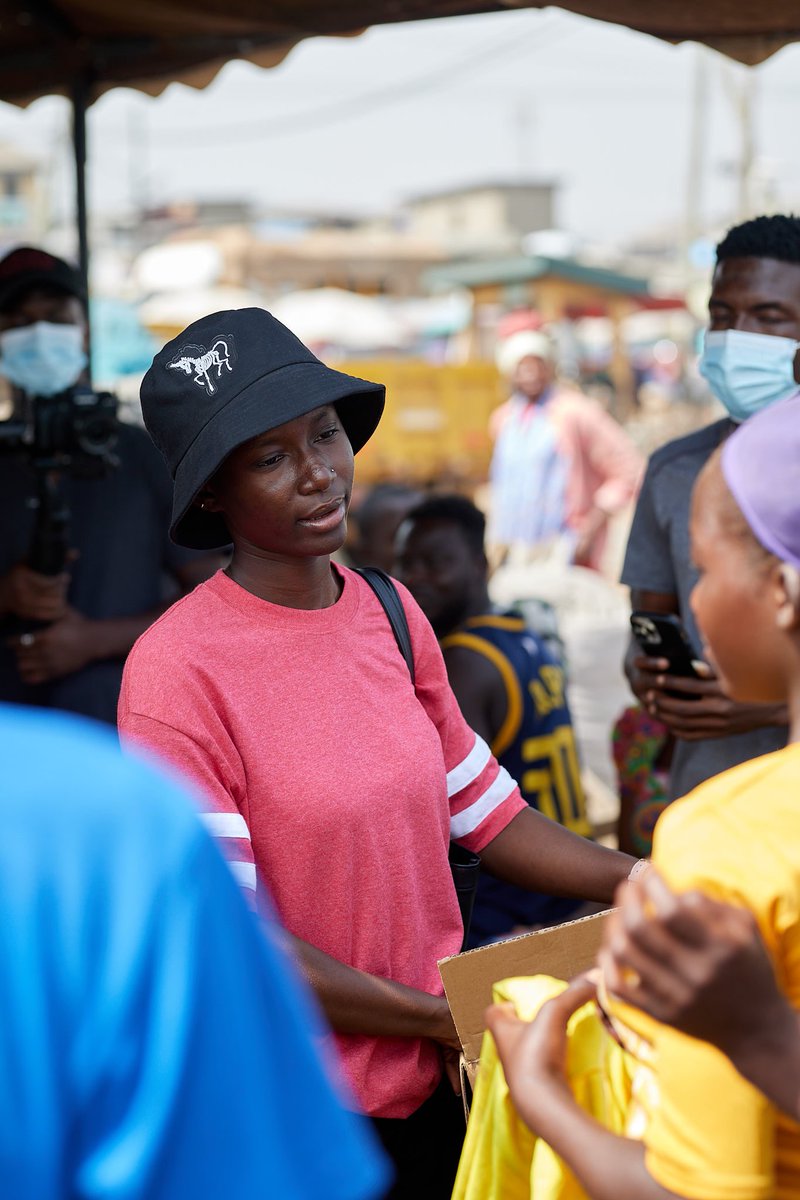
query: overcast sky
[{"left": 2, "top": 8, "right": 800, "bottom": 248}]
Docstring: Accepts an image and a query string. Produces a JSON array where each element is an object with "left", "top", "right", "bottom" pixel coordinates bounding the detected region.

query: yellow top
[{"left": 607, "top": 742, "right": 800, "bottom": 1200}]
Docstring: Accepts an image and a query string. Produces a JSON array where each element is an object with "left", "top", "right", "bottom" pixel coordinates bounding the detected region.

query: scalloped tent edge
[{"left": 0, "top": 0, "right": 796, "bottom": 299}]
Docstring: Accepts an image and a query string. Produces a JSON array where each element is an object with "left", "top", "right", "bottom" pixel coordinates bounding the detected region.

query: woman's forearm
[
  {"left": 290, "top": 935, "right": 459, "bottom": 1046},
  {"left": 729, "top": 1011, "right": 800, "bottom": 1120},
  {"left": 479, "top": 806, "right": 635, "bottom": 904},
  {"left": 525, "top": 1086, "right": 678, "bottom": 1200}
]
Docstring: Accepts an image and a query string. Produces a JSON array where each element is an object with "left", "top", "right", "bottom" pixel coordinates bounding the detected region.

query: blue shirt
[
  {"left": 0, "top": 704, "right": 389, "bottom": 1200},
  {"left": 489, "top": 392, "right": 568, "bottom": 546}
]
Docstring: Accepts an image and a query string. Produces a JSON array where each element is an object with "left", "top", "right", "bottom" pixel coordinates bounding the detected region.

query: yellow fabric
[
  {"left": 605, "top": 743, "right": 800, "bottom": 1200},
  {"left": 452, "top": 975, "right": 633, "bottom": 1200}
]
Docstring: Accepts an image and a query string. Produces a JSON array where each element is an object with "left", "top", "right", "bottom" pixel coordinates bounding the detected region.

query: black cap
[
  {"left": 140, "top": 307, "right": 386, "bottom": 549},
  {"left": 0, "top": 246, "right": 85, "bottom": 312}
]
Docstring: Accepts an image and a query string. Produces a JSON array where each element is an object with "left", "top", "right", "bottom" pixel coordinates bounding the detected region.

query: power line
[{"left": 138, "top": 19, "right": 574, "bottom": 146}]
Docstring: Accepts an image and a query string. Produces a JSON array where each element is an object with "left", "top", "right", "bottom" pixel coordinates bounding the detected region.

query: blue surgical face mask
[
  {"left": 0, "top": 321, "right": 88, "bottom": 397},
  {"left": 699, "top": 328, "right": 800, "bottom": 423}
]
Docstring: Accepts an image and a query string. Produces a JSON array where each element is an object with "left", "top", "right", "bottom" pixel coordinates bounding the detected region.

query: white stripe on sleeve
[
  {"left": 446, "top": 734, "right": 491, "bottom": 798},
  {"left": 229, "top": 861, "right": 257, "bottom": 891},
  {"left": 200, "top": 812, "right": 251, "bottom": 840},
  {"left": 450, "top": 765, "right": 517, "bottom": 839}
]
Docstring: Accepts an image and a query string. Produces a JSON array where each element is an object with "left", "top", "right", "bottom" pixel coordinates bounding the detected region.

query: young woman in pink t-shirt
[{"left": 121, "top": 307, "right": 639, "bottom": 1199}]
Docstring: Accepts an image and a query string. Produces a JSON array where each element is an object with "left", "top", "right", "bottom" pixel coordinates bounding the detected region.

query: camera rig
[{"left": 0, "top": 385, "right": 119, "bottom": 577}]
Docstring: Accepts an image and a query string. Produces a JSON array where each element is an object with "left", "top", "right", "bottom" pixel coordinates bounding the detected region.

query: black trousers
[{"left": 371, "top": 1078, "right": 465, "bottom": 1200}]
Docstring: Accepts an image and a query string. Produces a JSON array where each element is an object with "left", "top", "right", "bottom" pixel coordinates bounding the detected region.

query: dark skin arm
[
  {"left": 487, "top": 978, "right": 680, "bottom": 1200},
  {"left": 601, "top": 872, "right": 800, "bottom": 1121},
  {"left": 480, "top": 806, "right": 632, "bottom": 900},
  {"left": 287, "top": 823, "right": 630, "bottom": 1103},
  {"left": 443, "top": 643, "right": 635, "bottom": 901},
  {"left": 626, "top": 589, "right": 788, "bottom": 739},
  {"left": 290, "top": 936, "right": 459, "bottom": 1047},
  {"left": 265, "top": 628, "right": 631, "bottom": 1096},
  {"left": 442, "top": 642, "right": 506, "bottom": 747},
  {"left": 289, "top": 641, "right": 631, "bottom": 1069},
  {"left": 290, "top": 935, "right": 463, "bottom": 1094}
]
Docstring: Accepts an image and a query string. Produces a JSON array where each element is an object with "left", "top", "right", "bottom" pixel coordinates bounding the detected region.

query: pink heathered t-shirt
[{"left": 119, "top": 565, "right": 525, "bottom": 1118}]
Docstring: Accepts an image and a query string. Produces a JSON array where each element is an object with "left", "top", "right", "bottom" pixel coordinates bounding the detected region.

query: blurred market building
[{"left": 0, "top": 165, "right": 707, "bottom": 484}]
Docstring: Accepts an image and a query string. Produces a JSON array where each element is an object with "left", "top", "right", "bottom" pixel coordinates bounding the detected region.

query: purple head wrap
[{"left": 720, "top": 392, "right": 800, "bottom": 570}]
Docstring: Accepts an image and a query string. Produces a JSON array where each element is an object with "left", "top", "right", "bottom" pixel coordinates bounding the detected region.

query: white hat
[{"left": 496, "top": 330, "right": 555, "bottom": 377}]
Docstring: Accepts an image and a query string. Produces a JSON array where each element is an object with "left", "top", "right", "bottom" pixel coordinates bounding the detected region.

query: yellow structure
[{"left": 341, "top": 358, "right": 504, "bottom": 487}]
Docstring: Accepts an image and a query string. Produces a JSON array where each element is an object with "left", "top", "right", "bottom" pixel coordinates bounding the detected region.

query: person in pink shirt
[
  {"left": 491, "top": 330, "right": 643, "bottom": 570},
  {"left": 119, "top": 307, "right": 638, "bottom": 1200}
]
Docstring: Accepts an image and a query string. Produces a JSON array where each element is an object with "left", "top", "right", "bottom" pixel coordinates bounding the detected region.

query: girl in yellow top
[{"left": 487, "top": 391, "right": 800, "bottom": 1200}]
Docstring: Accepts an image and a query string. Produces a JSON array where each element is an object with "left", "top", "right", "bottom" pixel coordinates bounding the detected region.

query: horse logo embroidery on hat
[{"left": 166, "top": 336, "right": 235, "bottom": 396}]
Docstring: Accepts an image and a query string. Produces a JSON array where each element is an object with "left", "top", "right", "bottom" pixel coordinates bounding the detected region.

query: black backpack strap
[
  {"left": 356, "top": 565, "right": 478, "bottom": 951},
  {"left": 354, "top": 567, "right": 415, "bottom": 687}
]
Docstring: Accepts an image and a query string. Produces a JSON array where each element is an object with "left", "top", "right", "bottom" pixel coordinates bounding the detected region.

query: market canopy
[
  {"left": 0, "top": 0, "right": 798, "bottom": 109},
  {"left": 543, "top": 2, "right": 800, "bottom": 66}
]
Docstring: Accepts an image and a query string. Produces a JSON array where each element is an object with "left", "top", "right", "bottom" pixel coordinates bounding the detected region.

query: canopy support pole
[{"left": 71, "top": 76, "right": 90, "bottom": 298}]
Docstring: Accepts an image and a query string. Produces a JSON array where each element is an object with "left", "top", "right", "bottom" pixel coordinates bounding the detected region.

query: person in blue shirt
[
  {"left": 396, "top": 494, "right": 592, "bottom": 947},
  {"left": 0, "top": 702, "right": 390, "bottom": 1200}
]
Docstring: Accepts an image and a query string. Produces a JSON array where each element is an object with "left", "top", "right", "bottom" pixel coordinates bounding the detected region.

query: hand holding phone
[
  {"left": 630, "top": 612, "right": 703, "bottom": 681},
  {"left": 627, "top": 612, "right": 785, "bottom": 741}
]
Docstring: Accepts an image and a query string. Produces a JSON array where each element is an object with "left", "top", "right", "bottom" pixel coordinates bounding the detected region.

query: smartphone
[{"left": 630, "top": 611, "right": 703, "bottom": 680}]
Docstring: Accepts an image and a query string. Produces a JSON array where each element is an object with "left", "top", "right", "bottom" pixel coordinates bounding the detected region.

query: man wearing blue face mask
[
  {"left": 0, "top": 247, "right": 222, "bottom": 725},
  {"left": 621, "top": 214, "right": 795, "bottom": 803}
]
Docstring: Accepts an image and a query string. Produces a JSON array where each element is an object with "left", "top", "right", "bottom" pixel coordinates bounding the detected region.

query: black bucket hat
[{"left": 140, "top": 307, "right": 385, "bottom": 548}]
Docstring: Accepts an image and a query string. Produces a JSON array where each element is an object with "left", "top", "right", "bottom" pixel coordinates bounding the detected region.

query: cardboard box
[{"left": 438, "top": 909, "right": 611, "bottom": 1088}]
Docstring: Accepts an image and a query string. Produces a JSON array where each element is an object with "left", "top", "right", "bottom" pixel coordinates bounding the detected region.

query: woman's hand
[
  {"left": 293, "top": 936, "right": 465, "bottom": 1094},
  {"left": 598, "top": 869, "right": 800, "bottom": 1114},
  {"left": 486, "top": 976, "right": 677, "bottom": 1200},
  {"left": 600, "top": 871, "right": 767, "bottom": 1041},
  {"left": 426, "top": 995, "right": 461, "bottom": 1052},
  {"left": 485, "top": 975, "right": 597, "bottom": 1132},
  {"left": 441, "top": 1046, "right": 463, "bottom": 1097},
  {"left": 642, "top": 667, "right": 788, "bottom": 741},
  {"left": 291, "top": 935, "right": 463, "bottom": 1050},
  {"left": 426, "top": 999, "right": 462, "bottom": 1096}
]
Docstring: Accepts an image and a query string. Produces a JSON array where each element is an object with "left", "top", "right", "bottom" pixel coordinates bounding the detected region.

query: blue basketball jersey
[{"left": 442, "top": 612, "right": 591, "bottom": 943}]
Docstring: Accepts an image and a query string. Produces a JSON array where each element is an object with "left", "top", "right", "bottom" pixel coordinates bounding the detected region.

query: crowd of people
[{"left": 0, "top": 212, "right": 799, "bottom": 1199}]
